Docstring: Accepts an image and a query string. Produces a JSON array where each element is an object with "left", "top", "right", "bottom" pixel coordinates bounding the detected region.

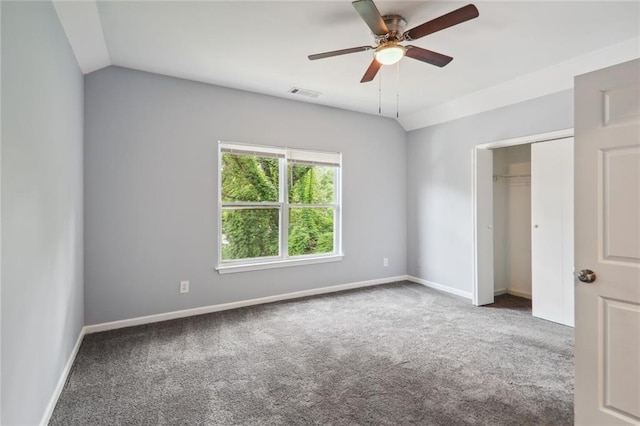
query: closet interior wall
[{"left": 493, "top": 144, "right": 532, "bottom": 299}]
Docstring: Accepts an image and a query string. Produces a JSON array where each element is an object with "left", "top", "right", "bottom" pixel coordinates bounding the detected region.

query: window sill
[{"left": 215, "top": 254, "right": 344, "bottom": 274}]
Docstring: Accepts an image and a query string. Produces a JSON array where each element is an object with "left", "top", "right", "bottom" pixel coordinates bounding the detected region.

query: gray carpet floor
[{"left": 50, "top": 282, "right": 574, "bottom": 425}]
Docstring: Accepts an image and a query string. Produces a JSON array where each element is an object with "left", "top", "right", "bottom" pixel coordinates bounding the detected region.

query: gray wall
[
  {"left": 84, "top": 66, "right": 407, "bottom": 325},
  {"left": 1, "top": 1, "right": 84, "bottom": 425},
  {"left": 407, "top": 90, "right": 573, "bottom": 295}
]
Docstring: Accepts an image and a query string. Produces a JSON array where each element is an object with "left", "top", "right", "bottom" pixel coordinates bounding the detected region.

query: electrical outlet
[
  {"left": 179, "top": 280, "right": 189, "bottom": 294},
  {"left": 383, "top": 258, "right": 389, "bottom": 267}
]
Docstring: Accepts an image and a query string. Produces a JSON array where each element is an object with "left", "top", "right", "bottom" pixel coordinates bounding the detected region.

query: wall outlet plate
[
  {"left": 179, "top": 280, "right": 189, "bottom": 294},
  {"left": 383, "top": 258, "right": 389, "bottom": 267}
]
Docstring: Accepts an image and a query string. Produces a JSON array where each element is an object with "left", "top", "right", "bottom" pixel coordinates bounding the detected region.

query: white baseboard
[
  {"left": 85, "top": 275, "right": 409, "bottom": 334},
  {"left": 40, "top": 327, "right": 86, "bottom": 426},
  {"left": 486, "top": 287, "right": 531, "bottom": 299},
  {"left": 507, "top": 288, "right": 532, "bottom": 300},
  {"left": 407, "top": 276, "right": 473, "bottom": 300}
]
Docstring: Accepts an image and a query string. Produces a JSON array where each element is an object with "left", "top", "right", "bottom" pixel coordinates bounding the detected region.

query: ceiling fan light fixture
[{"left": 374, "top": 44, "right": 406, "bottom": 65}]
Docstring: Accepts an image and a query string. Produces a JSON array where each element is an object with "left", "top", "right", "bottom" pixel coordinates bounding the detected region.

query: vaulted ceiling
[{"left": 53, "top": 1, "right": 640, "bottom": 130}]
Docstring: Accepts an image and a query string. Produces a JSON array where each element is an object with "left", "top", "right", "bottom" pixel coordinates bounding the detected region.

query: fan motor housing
[{"left": 379, "top": 14, "right": 407, "bottom": 42}]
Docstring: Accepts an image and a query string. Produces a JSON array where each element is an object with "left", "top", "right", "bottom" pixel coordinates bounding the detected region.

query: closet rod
[{"left": 493, "top": 173, "right": 531, "bottom": 179}]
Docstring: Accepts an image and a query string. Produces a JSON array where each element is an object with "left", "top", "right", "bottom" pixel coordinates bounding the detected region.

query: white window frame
[{"left": 216, "top": 141, "right": 343, "bottom": 274}]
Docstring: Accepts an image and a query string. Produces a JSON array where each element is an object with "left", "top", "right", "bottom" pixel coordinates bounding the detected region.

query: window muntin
[{"left": 218, "top": 142, "right": 341, "bottom": 270}]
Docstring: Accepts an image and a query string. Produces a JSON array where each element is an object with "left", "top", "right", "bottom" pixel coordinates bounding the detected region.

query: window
[{"left": 217, "top": 142, "right": 342, "bottom": 273}]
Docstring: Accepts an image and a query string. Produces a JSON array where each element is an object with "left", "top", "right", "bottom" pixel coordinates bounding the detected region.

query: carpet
[{"left": 50, "top": 281, "right": 573, "bottom": 425}]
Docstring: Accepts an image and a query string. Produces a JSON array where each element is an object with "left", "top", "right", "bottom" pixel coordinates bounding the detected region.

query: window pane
[
  {"left": 288, "top": 164, "right": 334, "bottom": 204},
  {"left": 288, "top": 207, "right": 334, "bottom": 256},
  {"left": 221, "top": 208, "right": 280, "bottom": 260},
  {"left": 221, "top": 153, "right": 279, "bottom": 202}
]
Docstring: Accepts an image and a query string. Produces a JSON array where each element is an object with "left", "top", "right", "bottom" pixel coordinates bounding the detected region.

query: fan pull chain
[
  {"left": 396, "top": 62, "right": 400, "bottom": 118},
  {"left": 378, "top": 70, "right": 382, "bottom": 115}
]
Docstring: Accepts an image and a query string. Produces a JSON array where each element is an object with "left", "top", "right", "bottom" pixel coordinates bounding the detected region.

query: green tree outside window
[{"left": 220, "top": 147, "right": 339, "bottom": 263}]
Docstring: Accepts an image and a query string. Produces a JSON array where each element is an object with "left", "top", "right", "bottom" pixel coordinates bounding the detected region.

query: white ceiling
[{"left": 53, "top": 1, "right": 640, "bottom": 131}]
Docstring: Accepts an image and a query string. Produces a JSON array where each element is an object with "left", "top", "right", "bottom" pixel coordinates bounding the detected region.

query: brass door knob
[{"left": 577, "top": 269, "right": 597, "bottom": 283}]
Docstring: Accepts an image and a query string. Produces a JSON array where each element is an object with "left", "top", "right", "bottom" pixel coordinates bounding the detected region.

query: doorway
[{"left": 472, "top": 129, "right": 575, "bottom": 326}]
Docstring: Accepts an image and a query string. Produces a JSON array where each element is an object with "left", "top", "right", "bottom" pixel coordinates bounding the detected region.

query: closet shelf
[{"left": 493, "top": 173, "right": 531, "bottom": 180}]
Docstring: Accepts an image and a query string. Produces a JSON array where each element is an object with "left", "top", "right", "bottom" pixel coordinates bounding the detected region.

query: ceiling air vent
[{"left": 288, "top": 87, "right": 321, "bottom": 98}]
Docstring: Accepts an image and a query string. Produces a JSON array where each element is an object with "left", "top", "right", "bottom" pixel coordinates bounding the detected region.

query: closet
[
  {"left": 491, "top": 139, "right": 574, "bottom": 327},
  {"left": 493, "top": 145, "right": 533, "bottom": 299}
]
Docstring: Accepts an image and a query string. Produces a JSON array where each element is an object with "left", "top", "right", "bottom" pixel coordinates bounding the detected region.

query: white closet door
[
  {"left": 473, "top": 148, "right": 494, "bottom": 306},
  {"left": 531, "top": 138, "right": 574, "bottom": 326}
]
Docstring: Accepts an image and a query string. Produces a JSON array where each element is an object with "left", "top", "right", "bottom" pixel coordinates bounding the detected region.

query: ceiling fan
[{"left": 308, "top": 0, "right": 479, "bottom": 83}]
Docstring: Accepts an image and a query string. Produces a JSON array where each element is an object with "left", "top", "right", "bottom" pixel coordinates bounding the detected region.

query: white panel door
[
  {"left": 473, "top": 148, "right": 494, "bottom": 306},
  {"left": 531, "top": 138, "right": 575, "bottom": 326},
  {"left": 574, "top": 59, "right": 640, "bottom": 425}
]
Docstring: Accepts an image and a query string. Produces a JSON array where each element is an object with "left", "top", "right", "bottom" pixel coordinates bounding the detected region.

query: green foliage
[
  {"left": 287, "top": 164, "right": 334, "bottom": 256},
  {"left": 221, "top": 153, "right": 335, "bottom": 260},
  {"left": 221, "top": 154, "right": 278, "bottom": 202},
  {"left": 288, "top": 207, "right": 333, "bottom": 256},
  {"left": 221, "top": 154, "right": 279, "bottom": 260},
  {"left": 288, "top": 164, "right": 333, "bottom": 204},
  {"left": 221, "top": 209, "right": 279, "bottom": 260}
]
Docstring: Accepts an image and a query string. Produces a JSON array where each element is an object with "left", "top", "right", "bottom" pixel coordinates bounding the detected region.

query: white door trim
[
  {"left": 472, "top": 148, "right": 494, "bottom": 306},
  {"left": 471, "top": 128, "right": 573, "bottom": 306},
  {"left": 476, "top": 128, "right": 574, "bottom": 150}
]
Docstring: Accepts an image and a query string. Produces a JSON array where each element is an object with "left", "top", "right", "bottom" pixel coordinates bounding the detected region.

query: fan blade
[
  {"left": 403, "top": 4, "right": 479, "bottom": 41},
  {"left": 360, "top": 59, "right": 382, "bottom": 83},
  {"left": 308, "top": 46, "right": 374, "bottom": 61},
  {"left": 352, "top": 0, "right": 389, "bottom": 36},
  {"left": 405, "top": 46, "right": 453, "bottom": 67}
]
